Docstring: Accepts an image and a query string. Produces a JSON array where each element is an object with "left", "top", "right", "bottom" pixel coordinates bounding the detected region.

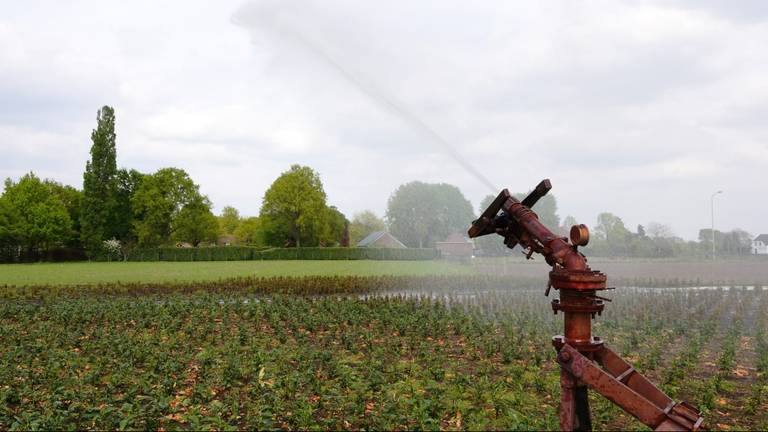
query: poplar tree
[{"left": 81, "top": 106, "right": 117, "bottom": 256}]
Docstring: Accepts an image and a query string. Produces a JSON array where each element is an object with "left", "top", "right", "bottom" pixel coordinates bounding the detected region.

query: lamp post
[{"left": 711, "top": 190, "right": 723, "bottom": 260}]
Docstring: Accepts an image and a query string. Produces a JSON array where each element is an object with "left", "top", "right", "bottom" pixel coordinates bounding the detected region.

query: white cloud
[{"left": 1, "top": 0, "right": 767, "bottom": 238}]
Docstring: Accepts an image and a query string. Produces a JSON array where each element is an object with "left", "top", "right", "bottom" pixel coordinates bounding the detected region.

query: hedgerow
[{"left": 124, "top": 247, "right": 439, "bottom": 262}]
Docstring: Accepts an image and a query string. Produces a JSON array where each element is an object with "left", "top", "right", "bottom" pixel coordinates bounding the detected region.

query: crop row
[
  {"left": 0, "top": 275, "right": 544, "bottom": 301},
  {"left": 1, "top": 294, "right": 564, "bottom": 430},
  {"left": 1, "top": 281, "right": 764, "bottom": 430}
]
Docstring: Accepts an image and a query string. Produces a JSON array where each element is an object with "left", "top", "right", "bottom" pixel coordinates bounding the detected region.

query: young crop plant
[{"left": 1, "top": 274, "right": 766, "bottom": 430}]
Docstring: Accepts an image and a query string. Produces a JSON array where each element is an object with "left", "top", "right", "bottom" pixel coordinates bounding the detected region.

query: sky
[{"left": 1, "top": 0, "right": 767, "bottom": 241}]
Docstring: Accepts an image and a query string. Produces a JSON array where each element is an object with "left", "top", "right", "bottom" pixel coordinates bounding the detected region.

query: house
[
  {"left": 217, "top": 234, "right": 239, "bottom": 247},
  {"left": 356, "top": 231, "right": 407, "bottom": 248},
  {"left": 753, "top": 234, "right": 768, "bottom": 255},
  {"left": 435, "top": 233, "right": 474, "bottom": 260}
]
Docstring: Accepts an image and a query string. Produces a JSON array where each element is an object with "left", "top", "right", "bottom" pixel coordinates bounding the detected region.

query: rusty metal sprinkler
[{"left": 468, "top": 180, "right": 705, "bottom": 431}]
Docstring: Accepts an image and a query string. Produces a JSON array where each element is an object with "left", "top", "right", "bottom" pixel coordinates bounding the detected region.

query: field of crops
[
  {"left": 2, "top": 274, "right": 768, "bottom": 430},
  {"left": 0, "top": 260, "right": 473, "bottom": 287}
]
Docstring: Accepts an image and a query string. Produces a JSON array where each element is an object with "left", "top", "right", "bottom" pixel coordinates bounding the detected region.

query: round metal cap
[{"left": 570, "top": 224, "right": 590, "bottom": 247}]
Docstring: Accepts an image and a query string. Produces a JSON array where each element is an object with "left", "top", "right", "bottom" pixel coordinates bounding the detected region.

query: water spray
[{"left": 235, "top": 4, "right": 497, "bottom": 193}]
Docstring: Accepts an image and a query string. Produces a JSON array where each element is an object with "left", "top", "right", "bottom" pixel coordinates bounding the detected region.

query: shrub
[{"left": 125, "top": 247, "right": 439, "bottom": 262}]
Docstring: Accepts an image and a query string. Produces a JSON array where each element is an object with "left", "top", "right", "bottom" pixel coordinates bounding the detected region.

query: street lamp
[{"left": 711, "top": 190, "right": 723, "bottom": 260}]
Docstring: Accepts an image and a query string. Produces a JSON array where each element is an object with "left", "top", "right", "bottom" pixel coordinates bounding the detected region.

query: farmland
[
  {"left": 2, "top": 270, "right": 768, "bottom": 430},
  {"left": 2, "top": 257, "right": 767, "bottom": 287},
  {"left": 0, "top": 260, "right": 473, "bottom": 287}
]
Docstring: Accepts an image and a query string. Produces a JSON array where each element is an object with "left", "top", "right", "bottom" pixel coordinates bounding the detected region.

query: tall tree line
[{"left": 0, "top": 105, "right": 757, "bottom": 261}]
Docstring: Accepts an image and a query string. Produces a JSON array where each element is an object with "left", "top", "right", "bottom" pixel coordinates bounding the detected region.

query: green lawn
[{"left": 0, "top": 260, "right": 475, "bottom": 286}]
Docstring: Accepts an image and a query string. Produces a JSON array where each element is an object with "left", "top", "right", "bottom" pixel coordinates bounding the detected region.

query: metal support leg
[
  {"left": 574, "top": 385, "right": 592, "bottom": 431},
  {"left": 560, "top": 367, "right": 592, "bottom": 431},
  {"left": 560, "top": 368, "right": 576, "bottom": 430},
  {"left": 557, "top": 344, "right": 704, "bottom": 431}
]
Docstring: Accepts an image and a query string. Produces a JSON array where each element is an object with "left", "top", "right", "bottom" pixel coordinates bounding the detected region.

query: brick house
[{"left": 435, "top": 233, "right": 474, "bottom": 260}]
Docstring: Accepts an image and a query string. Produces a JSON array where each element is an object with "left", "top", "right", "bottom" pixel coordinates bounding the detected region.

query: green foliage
[
  {"left": 260, "top": 165, "right": 330, "bottom": 248},
  {"left": 131, "top": 168, "right": 202, "bottom": 247},
  {"left": 172, "top": 196, "right": 219, "bottom": 247},
  {"left": 47, "top": 181, "right": 84, "bottom": 248},
  {"left": 0, "top": 198, "right": 17, "bottom": 247},
  {"left": 0, "top": 173, "right": 73, "bottom": 250},
  {"left": 698, "top": 228, "right": 753, "bottom": 256},
  {"left": 124, "top": 247, "right": 438, "bottom": 262},
  {"left": 387, "top": 181, "right": 474, "bottom": 248},
  {"left": 218, "top": 206, "right": 241, "bottom": 235},
  {"left": 349, "top": 210, "right": 386, "bottom": 245},
  {"left": 588, "top": 212, "right": 632, "bottom": 256},
  {"left": 0, "top": 260, "right": 472, "bottom": 286},
  {"left": 1, "top": 281, "right": 762, "bottom": 430},
  {"left": 322, "top": 206, "right": 348, "bottom": 246},
  {"left": 234, "top": 217, "right": 263, "bottom": 245},
  {"left": 0, "top": 290, "right": 558, "bottom": 430},
  {"left": 111, "top": 169, "right": 144, "bottom": 243},
  {"left": 81, "top": 105, "right": 118, "bottom": 255}
]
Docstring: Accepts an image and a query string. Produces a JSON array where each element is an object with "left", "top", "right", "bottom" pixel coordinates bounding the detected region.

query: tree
[
  {"left": 700, "top": 228, "right": 752, "bottom": 257},
  {"left": 172, "top": 195, "right": 219, "bottom": 246},
  {"left": 46, "top": 180, "right": 83, "bottom": 248},
  {"left": 0, "top": 197, "right": 19, "bottom": 248},
  {"left": 81, "top": 105, "right": 118, "bottom": 255},
  {"left": 386, "top": 181, "right": 474, "bottom": 248},
  {"left": 321, "top": 206, "right": 348, "bottom": 246},
  {"left": 349, "top": 210, "right": 386, "bottom": 245},
  {"left": 218, "top": 206, "right": 241, "bottom": 235},
  {"left": 646, "top": 222, "right": 674, "bottom": 239},
  {"left": 111, "top": 169, "right": 144, "bottom": 243},
  {"left": 1, "top": 173, "right": 72, "bottom": 251},
  {"left": 259, "top": 165, "right": 328, "bottom": 247},
  {"left": 234, "top": 217, "right": 263, "bottom": 245},
  {"left": 636, "top": 224, "right": 646, "bottom": 237},
  {"left": 725, "top": 229, "right": 752, "bottom": 256},
  {"left": 594, "top": 212, "right": 632, "bottom": 256},
  {"left": 131, "top": 168, "right": 201, "bottom": 246}
]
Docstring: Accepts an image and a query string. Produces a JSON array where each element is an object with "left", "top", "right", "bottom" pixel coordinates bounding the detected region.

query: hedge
[
  {"left": 124, "top": 247, "right": 439, "bottom": 262},
  {"left": 0, "top": 246, "right": 87, "bottom": 263}
]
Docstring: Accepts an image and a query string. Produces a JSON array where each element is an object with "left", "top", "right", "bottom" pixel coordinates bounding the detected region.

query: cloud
[{"left": 1, "top": 0, "right": 767, "bottom": 238}]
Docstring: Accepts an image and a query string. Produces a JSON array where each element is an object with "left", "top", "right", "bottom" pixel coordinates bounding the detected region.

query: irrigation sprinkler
[{"left": 468, "top": 180, "right": 704, "bottom": 431}]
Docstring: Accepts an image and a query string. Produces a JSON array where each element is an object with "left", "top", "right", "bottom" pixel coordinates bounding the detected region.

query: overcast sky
[{"left": 2, "top": 0, "right": 767, "bottom": 240}]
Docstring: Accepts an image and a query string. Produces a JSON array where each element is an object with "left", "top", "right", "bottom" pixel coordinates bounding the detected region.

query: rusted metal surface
[
  {"left": 468, "top": 180, "right": 705, "bottom": 431},
  {"left": 558, "top": 345, "right": 703, "bottom": 431},
  {"left": 560, "top": 368, "right": 576, "bottom": 431}
]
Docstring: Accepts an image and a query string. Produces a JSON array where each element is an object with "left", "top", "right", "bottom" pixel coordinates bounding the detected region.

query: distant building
[
  {"left": 217, "top": 234, "right": 239, "bottom": 247},
  {"left": 435, "top": 233, "right": 474, "bottom": 260},
  {"left": 753, "top": 234, "right": 768, "bottom": 255},
  {"left": 175, "top": 242, "right": 194, "bottom": 248},
  {"left": 356, "top": 231, "right": 407, "bottom": 249}
]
